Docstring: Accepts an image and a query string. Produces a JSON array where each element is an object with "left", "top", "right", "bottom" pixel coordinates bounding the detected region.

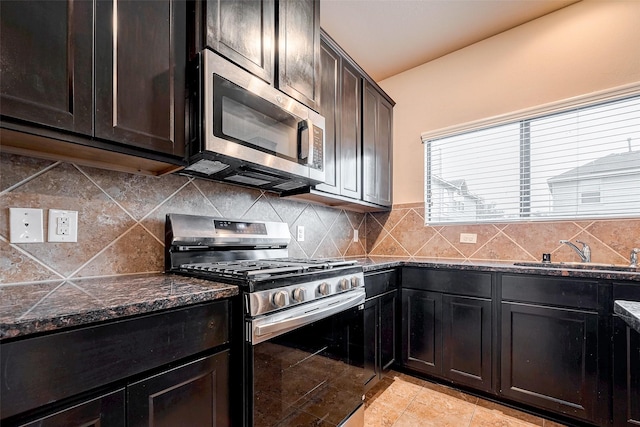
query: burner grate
[{"left": 179, "top": 258, "right": 358, "bottom": 281}]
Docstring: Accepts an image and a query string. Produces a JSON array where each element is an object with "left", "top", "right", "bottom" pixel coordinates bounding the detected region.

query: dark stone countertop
[
  {"left": 0, "top": 273, "right": 238, "bottom": 341},
  {"left": 356, "top": 257, "right": 640, "bottom": 282},
  {"left": 4, "top": 259, "right": 639, "bottom": 342},
  {"left": 615, "top": 300, "right": 640, "bottom": 334}
]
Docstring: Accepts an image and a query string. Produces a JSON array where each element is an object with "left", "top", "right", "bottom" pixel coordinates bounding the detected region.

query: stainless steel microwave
[{"left": 182, "top": 49, "right": 325, "bottom": 192}]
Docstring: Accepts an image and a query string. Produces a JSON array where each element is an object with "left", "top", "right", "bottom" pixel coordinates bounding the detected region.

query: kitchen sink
[{"left": 513, "top": 261, "right": 640, "bottom": 273}]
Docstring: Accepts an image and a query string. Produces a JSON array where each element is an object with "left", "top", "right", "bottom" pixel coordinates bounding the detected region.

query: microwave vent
[
  {"left": 184, "top": 159, "right": 230, "bottom": 175},
  {"left": 225, "top": 175, "right": 272, "bottom": 187},
  {"left": 273, "top": 181, "right": 306, "bottom": 191}
]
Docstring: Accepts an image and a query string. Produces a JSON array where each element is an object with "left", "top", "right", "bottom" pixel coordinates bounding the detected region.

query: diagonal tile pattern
[
  {"left": 1, "top": 154, "right": 366, "bottom": 285},
  {"left": 3, "top": 152, "right": 640, "bottom": 286},
  {"left": 370, "top": 204, "right": 640, "bottom": 265},
  {"left": 365, "top": 371, "right": 569, "bottom": 427}
]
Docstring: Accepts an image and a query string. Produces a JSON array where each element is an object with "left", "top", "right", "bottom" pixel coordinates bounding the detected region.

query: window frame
[{"left": 422, "top": 83, "right": 640, "bottom": 225}]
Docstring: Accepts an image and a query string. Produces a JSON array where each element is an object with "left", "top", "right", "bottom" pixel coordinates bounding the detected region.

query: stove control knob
[
  {"left": 351, "top": 276, "right": 361, "bottom": 288},
  {"left": 318, "top": 282, "right": 331, "bottom": 296},
  {"left": 292, "top": 288, "right": 306, "bottom": 302},
  {"left": 272, "top": 290, "right": 289, "bottom": 308},
  {"left": 338, "top": 278, "right": 350, "bottom": 291}
]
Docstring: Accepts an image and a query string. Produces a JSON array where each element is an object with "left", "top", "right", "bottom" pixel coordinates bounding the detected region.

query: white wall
[{"left": 379, "top": 1, "right": 640, "bottom": 205}]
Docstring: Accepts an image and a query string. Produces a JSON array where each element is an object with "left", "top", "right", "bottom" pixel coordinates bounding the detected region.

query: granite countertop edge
[
  {"left": 614, "top": 300, "right": 640, "bottom": 334},
  {"left": 0, "top": 273, "right": 239, "bottom": 342},
  {"left": 4, "top": 260, "right": 640, "bottom": 341},
  {"left": 358, "top": 257, "right": 640, "bottom": 281}
]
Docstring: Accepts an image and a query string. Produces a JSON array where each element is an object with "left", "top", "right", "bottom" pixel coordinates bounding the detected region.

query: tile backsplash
[
  {"left": 368, "top": 203, "right": 640, "bottom": 265},
  {"left": 2, "top": 153, "right": 639, "bottom": 286},
  {"left": 1, "top": 153, "right": 365, "bottom": 285}
]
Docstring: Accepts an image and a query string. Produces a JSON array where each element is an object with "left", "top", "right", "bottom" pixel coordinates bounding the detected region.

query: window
[{"left": 424, "top": 94, "right": 640, "bottom": 224}]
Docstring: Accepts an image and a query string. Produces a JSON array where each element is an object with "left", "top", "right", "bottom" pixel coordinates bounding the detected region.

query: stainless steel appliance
[
  {"left": 182, "top": 50, "right": 326, "bottom": 192},
  {"left": 165, "top": 214, "right": 365, "bottom": 427}
]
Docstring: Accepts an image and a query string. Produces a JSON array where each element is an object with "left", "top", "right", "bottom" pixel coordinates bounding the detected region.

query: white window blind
[{"left": 424, "top": 95, "right": 640, "bottom": 224}]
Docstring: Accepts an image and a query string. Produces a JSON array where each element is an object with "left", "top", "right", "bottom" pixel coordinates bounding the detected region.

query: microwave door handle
[{"left": 298, "top": 119, "right": 313, "bottom": 166}]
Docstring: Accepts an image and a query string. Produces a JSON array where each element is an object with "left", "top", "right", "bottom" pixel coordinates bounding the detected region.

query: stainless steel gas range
[{"left": 165, "top": 213, "right": 366, "bottom": 427}]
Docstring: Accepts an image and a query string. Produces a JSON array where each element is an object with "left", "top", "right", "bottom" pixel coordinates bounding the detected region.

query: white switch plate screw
[
  {"left": 460, "top": 233, "right": 477, "bottom": 244},
  {"left": 9, "top": 208, "right": 44, "bottom": 243},
  {"left": 48, "top": 209, "right": 78, "bottom": 242},
  {"left": 296, "top": 225, "right": 305, "bottom": 242},
  {"left": 353, "top": 229, "right": 359, "bottom": 242}
]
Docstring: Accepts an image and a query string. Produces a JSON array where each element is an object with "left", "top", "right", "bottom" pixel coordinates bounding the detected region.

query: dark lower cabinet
[
  {"left": 501, "top": 302, "right": 599, "bottom": 422},
  {"left": 442, "top": 294, "right": 492, "bottom": 391},
  {"left": 613, "top": 316, "right": 640, "bottom": 427},
  {"left": 400, "top": 268, "right": 493, "bottom": 392},
  {"left": 18, "top": 390, "right": 125, "bottom": 427},
  {"left": 364, "top": 270, "right": 398, "bottom": 391},
  {"left": 1, "top": 301, "right": 231, "bottom": 427},
  {"left": 401, "top": 289, "right": 492, "bottom": 392},
  {"left": 128, "top": 351, "right": 230, "bottom": 427},
  {"left": 401, "top": 289, "right": 441, "bottom": 376}
]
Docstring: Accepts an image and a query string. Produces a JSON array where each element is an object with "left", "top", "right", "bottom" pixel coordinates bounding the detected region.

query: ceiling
[{"left": 320, "top": 0, "right": 580, "bottom": 82}]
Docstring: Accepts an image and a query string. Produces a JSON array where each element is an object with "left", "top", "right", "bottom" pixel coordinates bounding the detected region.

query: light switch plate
[
  {"left": 48, "top": 209, "right": 78, "bottom": 242},
  {"left": 9, "top": 208, "right": 44, "bottom": 243}
]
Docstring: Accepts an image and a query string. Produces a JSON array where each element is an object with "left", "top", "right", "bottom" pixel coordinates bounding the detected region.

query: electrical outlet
[
  {"left": 353, "top": 229, "right": 359, "bottom": 243},
  {"left": 459, "top": 233, "right": 477, "bottom": 244},
  {"left": 9, "top": 208, "right": 44, "bottom": 243},
  {"left": 296, "top": 225, "right": 305, "bottom": 242},
  {"left": 48, "top": 209, "right": 78, "bottom": 242}
]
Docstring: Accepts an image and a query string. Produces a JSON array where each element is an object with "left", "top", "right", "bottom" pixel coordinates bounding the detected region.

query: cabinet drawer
[
  {"left": 613, "top": 282, "right": 640, "bottom": 301},
  {"left": 502, "top": 275, "right": 599, "bottom": 310},
  {"left": 365, "top": 269, "right": 397, "bottom": 298},
  {"left": 402, "top": 267, "right": 491, "bottom": 298},
  {"left": 1, "top": 300, "right": 230, "bottom": 419}
]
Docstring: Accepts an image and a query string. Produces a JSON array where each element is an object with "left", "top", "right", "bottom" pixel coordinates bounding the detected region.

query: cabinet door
[
  {"left": 316, "top": 39, "right": 341, "bottom": 195},
  {"left": 128, "top": 351, "right": 230, "bottom": 427},
  {"left": 0, "top": 0, "right": 92, "bottom": 135},
  {"left": 339, "top": 60, "right": 362, "bottom": 199},
  {"left": 379, "top": 291, "right": 397, "bottom": 371},
  {"left": 17, "top": 389, "right": 124, "bottom": 427},
  {"left": 95, "top": 0, "right": 185, "bottom": 157},
  {"left": 501, "top": 302, "right": 598, "bottom": 423},
  {"left": 205, "top": 0, "right": 274, "bottom": 84},
  {"left": 277, "top": 0, "right": 320, "bottom": 110},
  {"left": 363, "top": 81, "right": 393, "bottom": 207},
  {"left": 613, "top": 316, "right": 640, "bottom": 427},
  {"left": 401, "top": 289, "right": 442, "bottom": 375},
  {"left": 363, "top": 298, "right": 379, "bottom": 391},
  {"left": 442, "top": 295, "right": 491, "bottom": 392}
]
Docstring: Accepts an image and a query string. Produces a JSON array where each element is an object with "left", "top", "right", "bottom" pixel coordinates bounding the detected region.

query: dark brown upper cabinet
[
  {"left": 363, "top": 80, "right": 393, "bottom": 207},
  {"left": 316, "top": 35, "right": 362, "bottom": 200},
  {"left": 0, "top": 1, "right": 93, "bottom": 135},
  {"left": 202, "top": 0, "right": 320, "bottom": 111},
  {"left": 204, "top": 0, "right": 275, "bottom": 84},
  {"left": 0, "top": 0, "right": 186, "bottom": 175},
  {"left": 95, "top": 0, "right": 186, "bottom": 157},
  {"left": 277, "top": 0, "right": 320, "bottom": 110}
]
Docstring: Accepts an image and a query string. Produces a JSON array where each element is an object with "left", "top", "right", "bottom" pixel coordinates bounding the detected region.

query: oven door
[{"left": 245, "top": 290, "right": 365, "bottom": 427}]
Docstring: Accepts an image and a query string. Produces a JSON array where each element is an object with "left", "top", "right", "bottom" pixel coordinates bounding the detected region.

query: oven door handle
[{"left": 250, "top": 289, "right": 365, "bottom": 345}]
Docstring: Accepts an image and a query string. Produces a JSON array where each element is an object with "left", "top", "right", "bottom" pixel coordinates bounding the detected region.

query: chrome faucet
[
  {"left": 631, "top": 248, "right": 640, "bottom": 267},
  {"left": 559, "top": 240, "right": 591, "bottom": 263}
]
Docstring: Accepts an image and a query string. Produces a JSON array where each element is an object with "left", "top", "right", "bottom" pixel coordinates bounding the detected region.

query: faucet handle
[
  {"left": 575, "top": 240, "right": 589, "bottom": 248},
  {"left": 631, "top": 248, "right": 640, "bottom": 267}
]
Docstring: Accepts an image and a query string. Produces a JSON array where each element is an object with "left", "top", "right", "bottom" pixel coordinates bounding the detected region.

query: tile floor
[{"left": 364, "top": 371, "right": 569, "bottom": 427}]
